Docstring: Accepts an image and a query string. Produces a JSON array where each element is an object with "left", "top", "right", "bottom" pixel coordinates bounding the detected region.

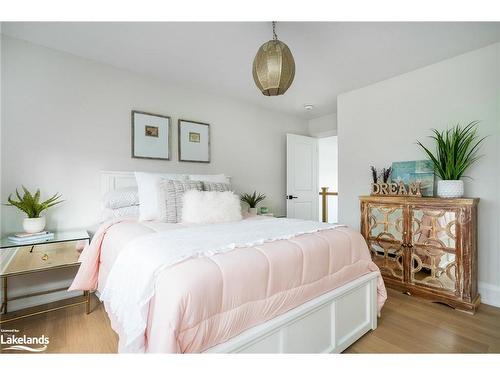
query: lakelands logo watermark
[{"left": 1, "top": 328, "right": 49, "bottom": 352}]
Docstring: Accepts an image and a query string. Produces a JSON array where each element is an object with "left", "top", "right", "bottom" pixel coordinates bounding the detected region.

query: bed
[{"left": 70, "top": 171, "right": 387, "bottom": 353}]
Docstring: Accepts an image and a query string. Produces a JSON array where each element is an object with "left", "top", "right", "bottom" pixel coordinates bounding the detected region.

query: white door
[{"left": 286, "top": 134, "right": 319, "bottom": 220}]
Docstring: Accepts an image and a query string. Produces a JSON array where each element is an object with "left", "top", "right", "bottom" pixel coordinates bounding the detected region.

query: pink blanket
[{"left": 71, "top": 219, "right": 386, "bottom": 353}]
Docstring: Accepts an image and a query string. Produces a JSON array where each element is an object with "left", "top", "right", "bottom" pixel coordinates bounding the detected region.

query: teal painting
[{"left": 391, "top": 160, "right": 435, "bottom": 197}]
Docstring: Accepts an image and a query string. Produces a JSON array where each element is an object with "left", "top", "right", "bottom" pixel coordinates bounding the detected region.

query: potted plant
[
  {"left": 417, "top": 121, "right": 486, "bottom": 198},
  {"left": 5, "top": 186, "right": 63, "bottom": 233},
  {"left": 240, "top": 191, "right": 266, "bottom": 215}
]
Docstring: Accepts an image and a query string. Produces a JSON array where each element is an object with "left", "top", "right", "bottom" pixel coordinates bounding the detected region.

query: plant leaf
[
  {"left": 416, "top": 122, "right": 486, "bottom": 180},
  {"left": 3, "top": 187, "right": 63, "bottom": 218}
]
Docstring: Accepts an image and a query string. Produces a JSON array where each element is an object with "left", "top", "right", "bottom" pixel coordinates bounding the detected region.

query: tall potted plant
[
  {"left": 240, "top": 191, "right": 266, "bottom": 215},
  {"left": 417, "top": 121, "right": 485, "bottom": 198},
  {"left": 5, "top": 186, "right": 63, "bottom": 233}
]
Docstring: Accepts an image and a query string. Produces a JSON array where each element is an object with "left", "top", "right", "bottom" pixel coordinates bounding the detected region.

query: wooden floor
[
  {"left": 1, "top": 288, "right": 500, "bottom": 353},
  {"left": 346, "top": 289, "right": 500, "bottom": 353}
]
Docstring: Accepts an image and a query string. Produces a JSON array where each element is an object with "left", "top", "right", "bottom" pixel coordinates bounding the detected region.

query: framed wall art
[
  {"left": 391, "top": 160, "right": 435, "bottom": 196},
  {"left": 131, "top": 110, "right": 171, "bottom": 160},
  {"left": 178, "top": 119, "right": 210, "bottom": 163}
]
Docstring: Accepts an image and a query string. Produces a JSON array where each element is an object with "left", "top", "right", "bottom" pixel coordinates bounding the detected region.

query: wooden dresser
[{"left": 360, "top": 195, "right": 480, "bottom": 313}]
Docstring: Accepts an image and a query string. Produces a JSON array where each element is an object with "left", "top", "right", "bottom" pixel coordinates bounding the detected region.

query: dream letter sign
[{"left": 371, "top": 182, "right": 422, "bottom": 197}]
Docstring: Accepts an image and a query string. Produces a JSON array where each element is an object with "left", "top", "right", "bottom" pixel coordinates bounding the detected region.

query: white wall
[
  {"left": 338, "top": 43, "right": 500, "bottom": 306},
  {"left": 308, "top": 113, "right": 337, "bottom": 137},
  {"left": 318, "top": 136, "right": 338, "bottom": 223},
  {"left": 0, "top": 36, "right": 308, "bottom": 311},
  {"left": 1, "top": 36, "right": 308, "bottom": 235}
]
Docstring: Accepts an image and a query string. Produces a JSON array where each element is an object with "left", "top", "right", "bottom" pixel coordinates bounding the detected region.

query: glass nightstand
[{"left": 0, "top": 229, "right": 90, "bottom": 323}]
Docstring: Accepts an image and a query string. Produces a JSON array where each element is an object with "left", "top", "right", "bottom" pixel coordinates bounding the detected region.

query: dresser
[{"left": 360, "top": 196, "right": 480, "bottom": 313}]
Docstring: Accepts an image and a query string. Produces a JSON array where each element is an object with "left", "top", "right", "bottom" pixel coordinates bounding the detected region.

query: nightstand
[{"left": 0, "top": 229, "right": 90, "bottom": 323}]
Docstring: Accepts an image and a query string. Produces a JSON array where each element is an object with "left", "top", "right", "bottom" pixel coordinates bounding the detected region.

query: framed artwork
[
  {"left": 131, "top": 110, "right": 171, "bottom": 160},
  {"left": 391, "top": 160, "right": 435, "bottom": 197},
  {"left": 178, "top": 119, "right": 210, "bottom": 163}
]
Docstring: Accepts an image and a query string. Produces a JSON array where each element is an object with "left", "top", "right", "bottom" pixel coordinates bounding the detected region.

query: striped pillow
[
  {"left": 202, "top": 181, "right": 232, "bottom": 192},
  {"left": 159, "top": 179, "right": 203, "bottom": 223}
]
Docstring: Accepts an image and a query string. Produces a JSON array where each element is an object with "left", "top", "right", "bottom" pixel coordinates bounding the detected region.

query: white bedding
[{"left": 99, "top": 218, "right": 342, "bottom": 351}]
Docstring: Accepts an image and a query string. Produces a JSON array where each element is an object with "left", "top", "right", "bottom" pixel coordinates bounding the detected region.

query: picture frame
[
  {"left": 178, "top": 119, "right": 210, "bottom": 163},
  {"left": 391, "top": 160, "right": 435, "bottom": 197},
  {"left": 131, "top": 110, "right": 171, "bottom": 160}
]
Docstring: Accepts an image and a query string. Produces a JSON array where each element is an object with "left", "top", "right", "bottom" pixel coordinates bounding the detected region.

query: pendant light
[{"left": 252, "top": 21, "right": 295, "bottom": 96}]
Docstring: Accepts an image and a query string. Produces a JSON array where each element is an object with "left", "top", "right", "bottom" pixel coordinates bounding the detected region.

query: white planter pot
[
  {"left": 23, "top": 216, "right": 46, "bottom": 234},
  {"left": 437, "top": 180, "right": 464, "bottom": 198},
  {"left": 248, "top": 207, "right": 258, "bottom": 216}
]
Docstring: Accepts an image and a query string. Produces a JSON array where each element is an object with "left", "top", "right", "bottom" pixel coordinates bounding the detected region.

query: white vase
[
  {"left": 23, "top": 216, "right": 46, "bottom": 234},
  {"left": 248, "top": 207, "right": 258, "bottom": 216},
  {"left": 437, "top": 180, "right": 464, "bottom": 198}
]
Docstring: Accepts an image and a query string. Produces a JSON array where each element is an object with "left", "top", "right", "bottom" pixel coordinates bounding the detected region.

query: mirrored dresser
[{"left": 360, "top": 196, "right": 480, "bottom": 313}]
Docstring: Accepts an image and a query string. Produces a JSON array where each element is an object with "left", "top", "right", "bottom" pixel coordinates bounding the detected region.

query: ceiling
[{"left": 3, "top": 22, "right": 500, "bottom": 119}]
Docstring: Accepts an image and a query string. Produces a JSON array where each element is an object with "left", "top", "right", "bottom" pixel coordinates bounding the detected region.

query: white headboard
[
  {"left": 101, "top": 171, "right": 139, "bottom": 196},
  {"left": 100, "top": 170, "right": 231, "bottom": 196}
]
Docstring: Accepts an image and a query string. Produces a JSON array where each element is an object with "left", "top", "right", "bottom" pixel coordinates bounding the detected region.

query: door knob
[{"left": 286, "top": 195, "right": 298, "bottom": 200}]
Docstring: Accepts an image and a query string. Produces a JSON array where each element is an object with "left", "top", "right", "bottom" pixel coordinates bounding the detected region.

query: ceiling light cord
[{"left": 272, "top": 21, "right": 278, "bottom": 41}]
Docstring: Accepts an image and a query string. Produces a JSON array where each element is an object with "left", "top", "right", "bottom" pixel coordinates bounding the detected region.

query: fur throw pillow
[{"left": 182, "top": 190, "right": 242, "bottom": 224}]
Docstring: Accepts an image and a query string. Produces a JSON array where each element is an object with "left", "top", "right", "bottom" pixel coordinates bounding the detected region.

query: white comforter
[{"left": 99, "top": 218, "right": 340, "bottom": 351}]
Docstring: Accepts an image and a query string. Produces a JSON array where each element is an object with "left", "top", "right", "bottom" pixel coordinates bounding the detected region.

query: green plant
[
  {"left": 5, "top": 186, "right": 63, "bottom": 218},
  {"left": 417, "top": 121, "right": 486, "bottom": 180},
  {"left": 240, "top": 191, "right": 266, "bottom": 208}
]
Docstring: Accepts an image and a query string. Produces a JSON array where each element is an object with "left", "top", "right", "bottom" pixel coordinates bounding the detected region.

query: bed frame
[
  {"left": 206, "top": 272, "right": 379, "bottom": 353},
  {"left": 100, "top": 171, "right": 379, "bottom": 353}
]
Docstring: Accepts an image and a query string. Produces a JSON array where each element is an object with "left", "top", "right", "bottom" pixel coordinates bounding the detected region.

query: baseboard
[{"left": 479, "top": 282, "right": 500, "bottom": 308}]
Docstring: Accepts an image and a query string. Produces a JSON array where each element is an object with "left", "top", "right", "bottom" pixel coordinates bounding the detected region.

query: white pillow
[
  {"left": 188, "top": 174, "right": 230, "bottom": 184},
  {"left": 182, "top": 190, "right": 242, "bottom": 224},
  {"left": 102, "top": 187, "right": 139, "bottom": 209},
  {"left": 135, "top": 172, "right": 187, "bottom": 221},
  {"left": 101, "top": 206, "right": 140, "bottom": 222}
]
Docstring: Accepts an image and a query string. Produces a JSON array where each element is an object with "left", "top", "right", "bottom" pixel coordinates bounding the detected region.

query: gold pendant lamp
[{"left": 252, "top": 21, "right": 295, "bottom": 96}]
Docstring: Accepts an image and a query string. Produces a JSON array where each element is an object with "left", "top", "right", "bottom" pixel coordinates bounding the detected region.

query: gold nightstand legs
[
  {"left": 0, "top": 277, "right": 93, "bottom": 323},
  {"left": 85, "top": 290, "right": 92, "bottom": 314},
  {"left": 1, "top": 276, "right": 7, "bottom": 314}
]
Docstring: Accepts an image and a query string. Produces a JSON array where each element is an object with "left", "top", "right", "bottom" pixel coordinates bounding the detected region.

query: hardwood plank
[
  {"left": 0, "top": 295, "right": 118, "bottom": 353},
  {"left": 346, "top": 288, "right": 500, "bottom": 353},
  {"left": 1, "top": 288, "right": 499, "bottom": 353}
]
